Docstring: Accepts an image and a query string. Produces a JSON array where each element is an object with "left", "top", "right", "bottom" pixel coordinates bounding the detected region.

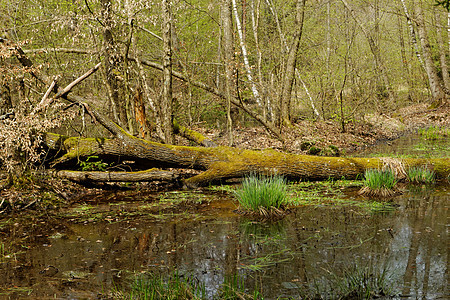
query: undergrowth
[{"left": 418, "top": 126, "right": 448, "bottom": 140}]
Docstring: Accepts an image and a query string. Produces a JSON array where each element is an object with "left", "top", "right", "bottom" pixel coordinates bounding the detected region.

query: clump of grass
[
  {"left": 359, "top": 169, "right": 399, "bottom": 198},
  {"left": 418, "top": 126, "right": 448, "bottom": 140},
  {"left": 115, "top": 272, "right": 261, "bottom": 300},
  {"left": 328, "top": 263, "right": 393, "bottom": 299},
  {"left": 217, "top": 275, "right": 261, "bottom": 300},
  {"left": 406, "top": 166, "right": 435, "bottom": 184},
  {"left": 300, "top": 262, "right": 394, "bottom": 299},
  {"left": 125, "top": 271, "right": 205, "bottom": 299},
  {"left": 234, "top": 174, "right": 290, "bottom": 218}
]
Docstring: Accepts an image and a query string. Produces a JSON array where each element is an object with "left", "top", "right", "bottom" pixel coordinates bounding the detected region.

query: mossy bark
[
  {"left": 45, "top": 132, "right": 449, "bottom": 187},
  {"left": 57, "top": 169, "right": 178, "bottom": 183},
  {"left": 172, "top": 120, "right": 217, "bottom": 147}
]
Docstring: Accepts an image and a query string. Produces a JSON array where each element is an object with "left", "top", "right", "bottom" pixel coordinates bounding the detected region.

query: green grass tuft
[
  {"left": 126, "top": 271, "right": 206, "bottom": 300},
  {"left": 115, "top": 271, "right": 261, "bottom": 300},
  {"left": 418, "top": 126, "right": 448, "bottom": 140},
  {"left": 328, "top": 263, "right": 393, "bottom": 299},
  {"left": 363, "top": 169, "right": 397, "bottom": 190},
  {"left": 302, "top": 262, "right": 394, "bottom": 299},
  {"left": 234, "top": 174, "right": 289, "bottom": 214},
  {"left": 359, "top": 169, "right": 398, "bottom": 198},
  {"left": 406, "top": 166, "right": 435, "bottom": 184}
]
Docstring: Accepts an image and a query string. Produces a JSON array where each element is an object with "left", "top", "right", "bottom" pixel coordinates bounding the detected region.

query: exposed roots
[
  {"left": 234, "top": 206, "right": 291, "bottom": 220},
  {"left": 358, "top": 186, "right": 402, "bottom": 199}
]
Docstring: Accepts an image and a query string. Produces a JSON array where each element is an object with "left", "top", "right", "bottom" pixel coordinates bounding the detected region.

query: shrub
[
  {"left": 0, "top": 39, "right": 75, "bottom": 182},
  {"left": 406, "top": 166, "right": 435, "bottom": 184},
  {"left": 234, "top": 174, "right": 289, "bottom": 217}
]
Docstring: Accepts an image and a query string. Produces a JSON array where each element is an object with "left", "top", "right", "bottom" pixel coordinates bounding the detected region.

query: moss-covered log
[
  {"left": 56, "top": 169, "right": 178, "bottom": 183},
  {"left": 172, "top": 119, "right": 217, "bottom": 147},
  {"left": 45, "top": 132, "right": 449, "bottom": 187}
]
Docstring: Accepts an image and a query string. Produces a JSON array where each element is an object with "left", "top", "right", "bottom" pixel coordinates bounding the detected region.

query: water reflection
[{"left": 0, "top": 184, "right": 447, "bottom": 299}]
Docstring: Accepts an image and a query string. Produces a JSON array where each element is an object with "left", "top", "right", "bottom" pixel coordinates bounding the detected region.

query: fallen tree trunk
[
  {"left": 11, "top": 41, "right": 449, "bottom": 187},
  {"left": 56, "top": 168, "right": 178, "bottom": 183},
  {"left": 45, "top": 132, "right": 449, "bottom": 187}
]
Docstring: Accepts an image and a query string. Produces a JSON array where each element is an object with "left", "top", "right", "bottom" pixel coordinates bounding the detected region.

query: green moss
[{"left": 308, "top": 146, "right": 321, "bottom": 155}]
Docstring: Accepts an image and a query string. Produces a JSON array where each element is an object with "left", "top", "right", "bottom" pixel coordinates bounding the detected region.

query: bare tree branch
[{"left": 33, "top": 76, "right": 60, "bottom": 114}]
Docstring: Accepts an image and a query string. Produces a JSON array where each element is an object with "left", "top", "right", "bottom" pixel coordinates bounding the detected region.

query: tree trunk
[
  {"left": 45, "top": 132, "right": 449, "bottom": 187},
  {"left": 222, "top": 0, "right": 235, "bottom": 146},
  {"left": 57, "top": 169, "right": 178, "bottom": 183},
  {"left": 232, "top": 0, "right": 263, "bottom": 107},
  {"left": 162, "top": 0, "right": 175, "bottom": 144},
  {"left": 415, "top": 0, "right": 446, "bottom": 104},
  {"left": 435, "top": 9, "right": 450, "bottom": 91},
  {"left": 265, "top": 0, "right": 319, "bottom": 120},
  {"left": 400, "top": 0, "right": 425, "bottom": 70},
  {"left": 341, "top": 0, "right": 395, "bottom": 106},
  {"left": 101, "top": 0, "right": 126, "bottom": 127},
  {"left": 280, "top": 0, "right": 306, "bottom": 127}
]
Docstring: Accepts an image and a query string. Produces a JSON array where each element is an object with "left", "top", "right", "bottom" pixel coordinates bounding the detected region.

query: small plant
[
  {"left": 418, "top": 126, "right": 447, "bottom": 140},
  {"left": 234, "top": 174, "right": 289, "bottom": 217},
  {"left": 116, "top": 272, "right": 261, "bottom": 300},
  {"left": 78, "top": 156, "right": 109, "bottom": 171},
  {"left": 301, "top": 262, "right": 394, "bottom": 299},
  {"left": 406, "top": 166, "right": 435, "bottom": 184},
  {"left": 217, "top": 275, "right": 262, "bottom": 300},
  {"left": 359, "top": 169, "right": 398, "bottom": 198},
  {"left": 328, "top": 263, "right": 394, "bottom": 299},
  {"left": 127, "top": 271, "right": 206, "bottom": 300}
]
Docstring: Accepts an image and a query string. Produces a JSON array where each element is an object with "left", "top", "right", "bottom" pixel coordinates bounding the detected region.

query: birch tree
[
  {"left": 231, "top": 0, "right": 263, "bottom": 107},
  {"left": 162, "top": 0, "right": 174, "bottom": 144}
]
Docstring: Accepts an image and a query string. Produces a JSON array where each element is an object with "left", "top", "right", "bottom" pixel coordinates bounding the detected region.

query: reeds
[
  {"left": 127, "top": 272, "right": 205, "bottom": 300},
  {"left": 406, "top": 166, "right": 435, "bottom": 184},
  {"left": 117, "top": 272, "right": 260, "bottom": 300},
  {"left": 234, "top": 174, "right": 289, "bottom": 217},
  {"left": 359, "top": 169, "right": 398, "bottom": 198}
]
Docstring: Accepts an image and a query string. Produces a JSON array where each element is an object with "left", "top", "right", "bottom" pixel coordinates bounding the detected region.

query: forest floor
[{"left": 195, "top": 102, "right": 449, "bottom": 155}]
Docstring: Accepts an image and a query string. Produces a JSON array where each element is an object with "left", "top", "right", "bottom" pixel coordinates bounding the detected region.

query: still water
[
  {"left": 1, "top": 185, "right": 447, "bottom": 299},
  {"left": 0, "top": 134, "right": 448, "bottom": 299}
]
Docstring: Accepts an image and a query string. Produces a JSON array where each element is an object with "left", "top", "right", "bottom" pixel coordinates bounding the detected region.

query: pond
[{"left": 0, "top": 133, "right": 448, "bottom": 299}]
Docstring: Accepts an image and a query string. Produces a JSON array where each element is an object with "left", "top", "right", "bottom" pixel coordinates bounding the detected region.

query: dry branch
[
  {"left": 53, "top": 62, "right": 102, "bottom": 99},
  {"left": 33, "top": 76, "right": 59, "bottom": 114}
]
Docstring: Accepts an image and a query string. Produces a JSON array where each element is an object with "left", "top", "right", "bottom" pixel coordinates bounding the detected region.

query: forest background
[{"left": 0, "top": 0, "right": 449, "bottom": 183}]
